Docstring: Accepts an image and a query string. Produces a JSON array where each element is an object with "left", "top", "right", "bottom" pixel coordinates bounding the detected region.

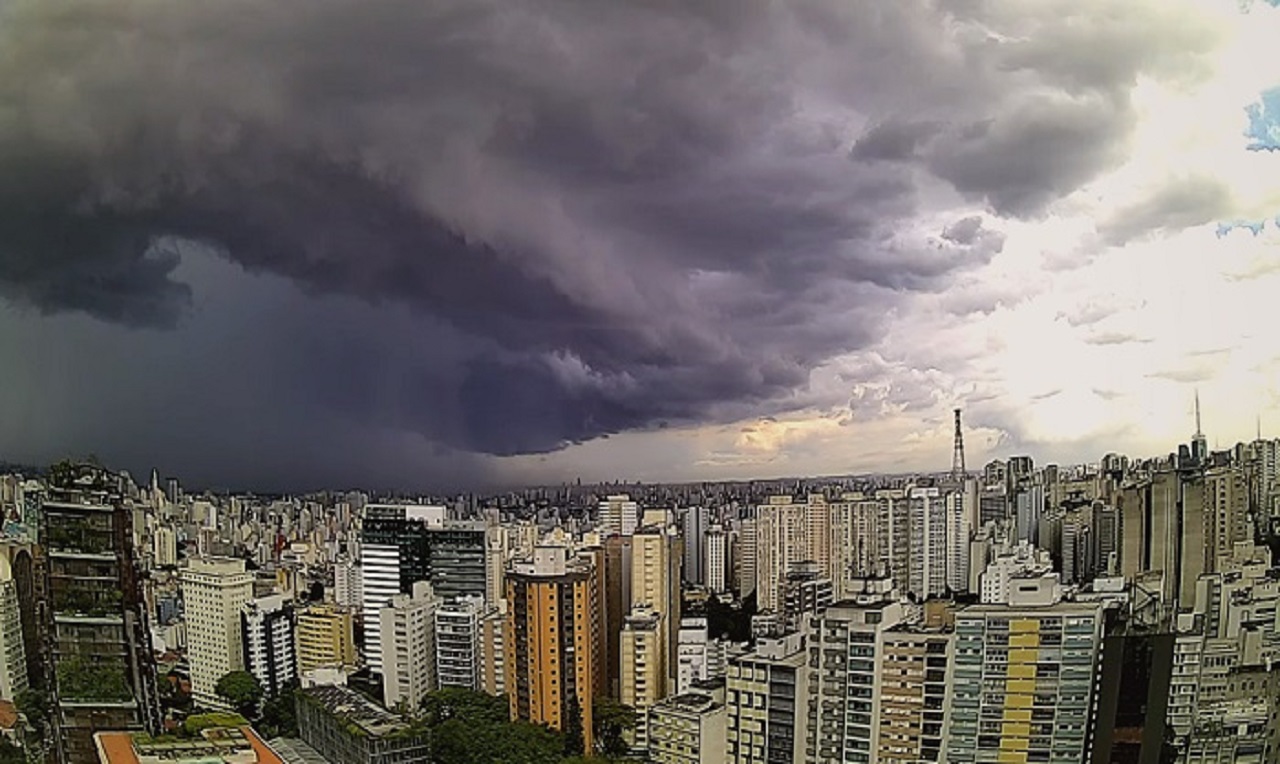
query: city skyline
[{"left": 0, "top": 0, "right": 1278, "bottom": 491}]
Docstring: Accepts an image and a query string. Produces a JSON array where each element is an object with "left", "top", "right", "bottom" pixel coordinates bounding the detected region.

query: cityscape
[
  {"left": 0, "top": 409, "right": 1275, "bottom": 763},
  {"left": 1, "top": 1, "right": 1279, "bottom": 764}
]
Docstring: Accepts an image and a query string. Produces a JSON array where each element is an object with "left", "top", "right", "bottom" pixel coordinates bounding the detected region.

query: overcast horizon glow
[{"left": 0, "top": 0, "right": 1278, "bottom": 492}]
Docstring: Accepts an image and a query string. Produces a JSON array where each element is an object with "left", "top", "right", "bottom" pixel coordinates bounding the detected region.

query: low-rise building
[
  {"left": 648, "top": 680, "right": 727, "bottom": 764},
  {"left": 295, "top": 685, "right": 429, "bottom": 764}
]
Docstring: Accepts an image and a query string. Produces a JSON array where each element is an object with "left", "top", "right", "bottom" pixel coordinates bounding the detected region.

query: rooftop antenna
[{"left": 952, "top": 409, "right": 966, "bottom": 482}]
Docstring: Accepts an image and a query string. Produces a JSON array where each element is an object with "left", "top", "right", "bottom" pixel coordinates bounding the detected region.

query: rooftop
[
  {"left": 96, "top": 726, "right": 283, "bottom": 764},
  {"left": 299, "top": 685, "right": 418, "bottom": 739}
]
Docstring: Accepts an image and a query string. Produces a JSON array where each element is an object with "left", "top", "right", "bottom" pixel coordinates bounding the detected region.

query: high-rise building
[
  {"left": 1204, "top": 465, "right": 1249, "bottom": 572},
  {"left": 680, "top": 507, "right": 709, "bottom": 587},
  {"left": 648, "top": 680, "right": 728, "bottom": 764},
  {"left": 601, "top": 495, "right": 639, "bottom": 538},
  {"left": 484, "top": 524, "right": 508, "bottom": 606},
  {"left": 908, "top": 487, "right": 948, "bottom": 599},
  {"left": 755, "top": 498, "right": 810, "bottom": 612},
  {"left": 726, "top": 632, "right": 810, "bottom": 764},
  {"left": 379, "top": 581, "right": 438, "bottom": 712},
  {"left": 40, "top": 472, "right": 162, "bottom": 763},
  {"left": 1119, "top": 468, "right": 1208, "bottom": 610},
  {"left": 803, "top": 595, "right": 907, "bottom": 764},
  {"left": 779, "top": 561, "right": 833, "bottom": 632},
  {"left": 359, "top": 506, "right": 487, "bottom": 674},
  {"left": 737, "top": 519, "right": 757, "bottom": 599},
  {"left": 181, "top": 557, "right": 254, "bottom": 709},
  {"left": 876, "top": 489, "right": 911, "bottom": 595},
  {"left": 621, "top": 606, "right": 665, "bottom": 751},
  {"left": 333, "top": 556, "right": 362, "bottom": 611},
  {"left": 603, "top": 534, "right": 634, "bottom": 697},
  {"left": 632, "top": 525, "right": 681, "bottom": 688},
  {"left": 0, "top": 554, "right": 27, "bottom": 702},
  {"left": 479, "top": 603, "right": 507, "bottom": 697},
  {"left": 435, "top": 595, "right": 484, "bottom": 691},
  {"left": 505, "top": 545, "right": 603, "bottom": 755},
  {"left": 945, "top": 596, "right": 1105, "bottom": 763},
  {"left": 830, "top": 496, "right": 881, "bottom": 599},
  {"left": 676, "top": 617, "right": 709, "bottom": 695},
  {"left": 706, "top": 524, "right": 728, "bottom": 594},
  {"left": 295, "top": 605, "right": 356, "bottom": 674},
  {"left": 945, "top": 490, "right": 971, "bottom": 594},
  {"left": 877, "top": 625, "right": 953, "bottom": 763},
  {"left": 153, "top": 526, "right": 177, "bottom": 568},
  {"left": 241, "top": 594, "right": 297, "bottom": 697}
]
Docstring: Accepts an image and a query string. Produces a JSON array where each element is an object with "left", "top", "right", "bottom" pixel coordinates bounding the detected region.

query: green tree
[
  {"left": 419, "top": 687, "right": 509, "bottom": 725},
  {"left": 0, "top": 736, "right": 24, "bottom": 764},
  {"left": 592, "top": 699, "right": 636, "bottom": 758},
  {"left": 214, "top": 671, "right": 263, "bottom": 718},
  {"left": 257, "top": 682, "right": 299, "bottom": 738}
]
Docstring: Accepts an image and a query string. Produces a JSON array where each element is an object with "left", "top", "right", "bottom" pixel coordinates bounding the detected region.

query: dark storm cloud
[{"left": 0, "top": 0, "right": 1225, "bottom": 470}]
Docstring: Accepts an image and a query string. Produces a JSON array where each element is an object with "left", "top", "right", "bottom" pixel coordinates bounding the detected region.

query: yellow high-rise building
[
  {"left": 295, "top": 605, "right": 356, "bottom": 673},
  {"left": 505, "top": 545, "right": 603, "bottom": 755}
]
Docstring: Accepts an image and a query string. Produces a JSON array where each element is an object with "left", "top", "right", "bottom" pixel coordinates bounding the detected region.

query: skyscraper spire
[
  {"left": 952, "top": 408, "right": 966, "bottom": 482},
  {"left": 1194, "top": 388, "right": 1203, "bottom": 439}
]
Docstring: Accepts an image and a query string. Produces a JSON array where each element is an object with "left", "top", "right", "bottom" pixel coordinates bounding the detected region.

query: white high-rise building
[
  {"left": 0, "top": 561, "right": 27, "bottom": 701},
  {"left": 360, "top": 544, "right": 400, "bottom": 673},
  {"left": 380, "top": 581, "right": 439, "bottom": 712},
  {"left": 241, "top": 594, "right": 297, "bottom": 696},
  {"left": 621, "top": 606, "right": 665, "bottom": 751},
  {"left": 676, "top": 618, "right": 709, "bottom": 695},
  {"left": 182, "top": 558, "right": 254, "bottom": 708},
  {"left": 601, "top": 495, "right": 639, "bottom": 537},
  {"left": 154, "top": 526, "right": 178, "bottom": 568},
  {"left": 946, "top": 489, "right": 971, "bottom": 594},
  {"left": 435, "top": 595, "right": 484, "bottom": 691},
  {"left": 484, "top": 525, "right": 508, "bottom": 607},
  {"left": 334, "top": 556, "right": 362, "bottom": 611},
  {"left": 755, "top": 498, "right": 809, "bottom": 612},
  {"left": 737, "top": 519, "right": 756, "bottom": 598},
  {"left": 908, "top": 487, "right": 948, "bottom": 599},
  {"left": 706, "top": 525, "right": 727, "bottom": 593}
]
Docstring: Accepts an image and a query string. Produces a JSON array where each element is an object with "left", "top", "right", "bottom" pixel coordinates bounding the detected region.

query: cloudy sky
[{"left": 1, "top": 0, "right": 1278, "bottom": 491}]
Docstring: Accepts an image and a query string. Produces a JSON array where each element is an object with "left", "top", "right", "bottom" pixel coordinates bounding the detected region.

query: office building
[
  {"left": 726, "top": 632, "right": 810, "bottom": 764},
  {"left": 295, "top": 605, "right": 356, "bottom": 673},
  {"left": 296, "top": 684, "right": 430, "bottom": 764},
  {"left": 379, "top": 581, "right": 438, "bottom": 712},
  {"left": 241, "top": 594, "right": 297, "bottom": 697},
  {"left": 359, "top": 506, "right": 487, "bottom": 674},
  {"left": 41, "top": 472, "right": 162, "bottom": 763},
  {"left": 945, "top": 596, "right": 1105, "bottom": 763},
  {"left": 681, "top": 506, "right": 709, "bottom": 586},
  {"left": 505, "top": 545, "right": 603, "bottom": 755},
  {"left": 435, "top": 595, "right": 484, "bottom": 691},
  {"left": 182, "top": 557, "right": 255, "bottom": 709},
  {"left": 648, "top": 680, "right": 728, "bottom": 764}
]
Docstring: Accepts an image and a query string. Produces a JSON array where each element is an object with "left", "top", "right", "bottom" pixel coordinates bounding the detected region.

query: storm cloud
[{"left": 0, "top": 0, "right": 1229, "bottom": 485}]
